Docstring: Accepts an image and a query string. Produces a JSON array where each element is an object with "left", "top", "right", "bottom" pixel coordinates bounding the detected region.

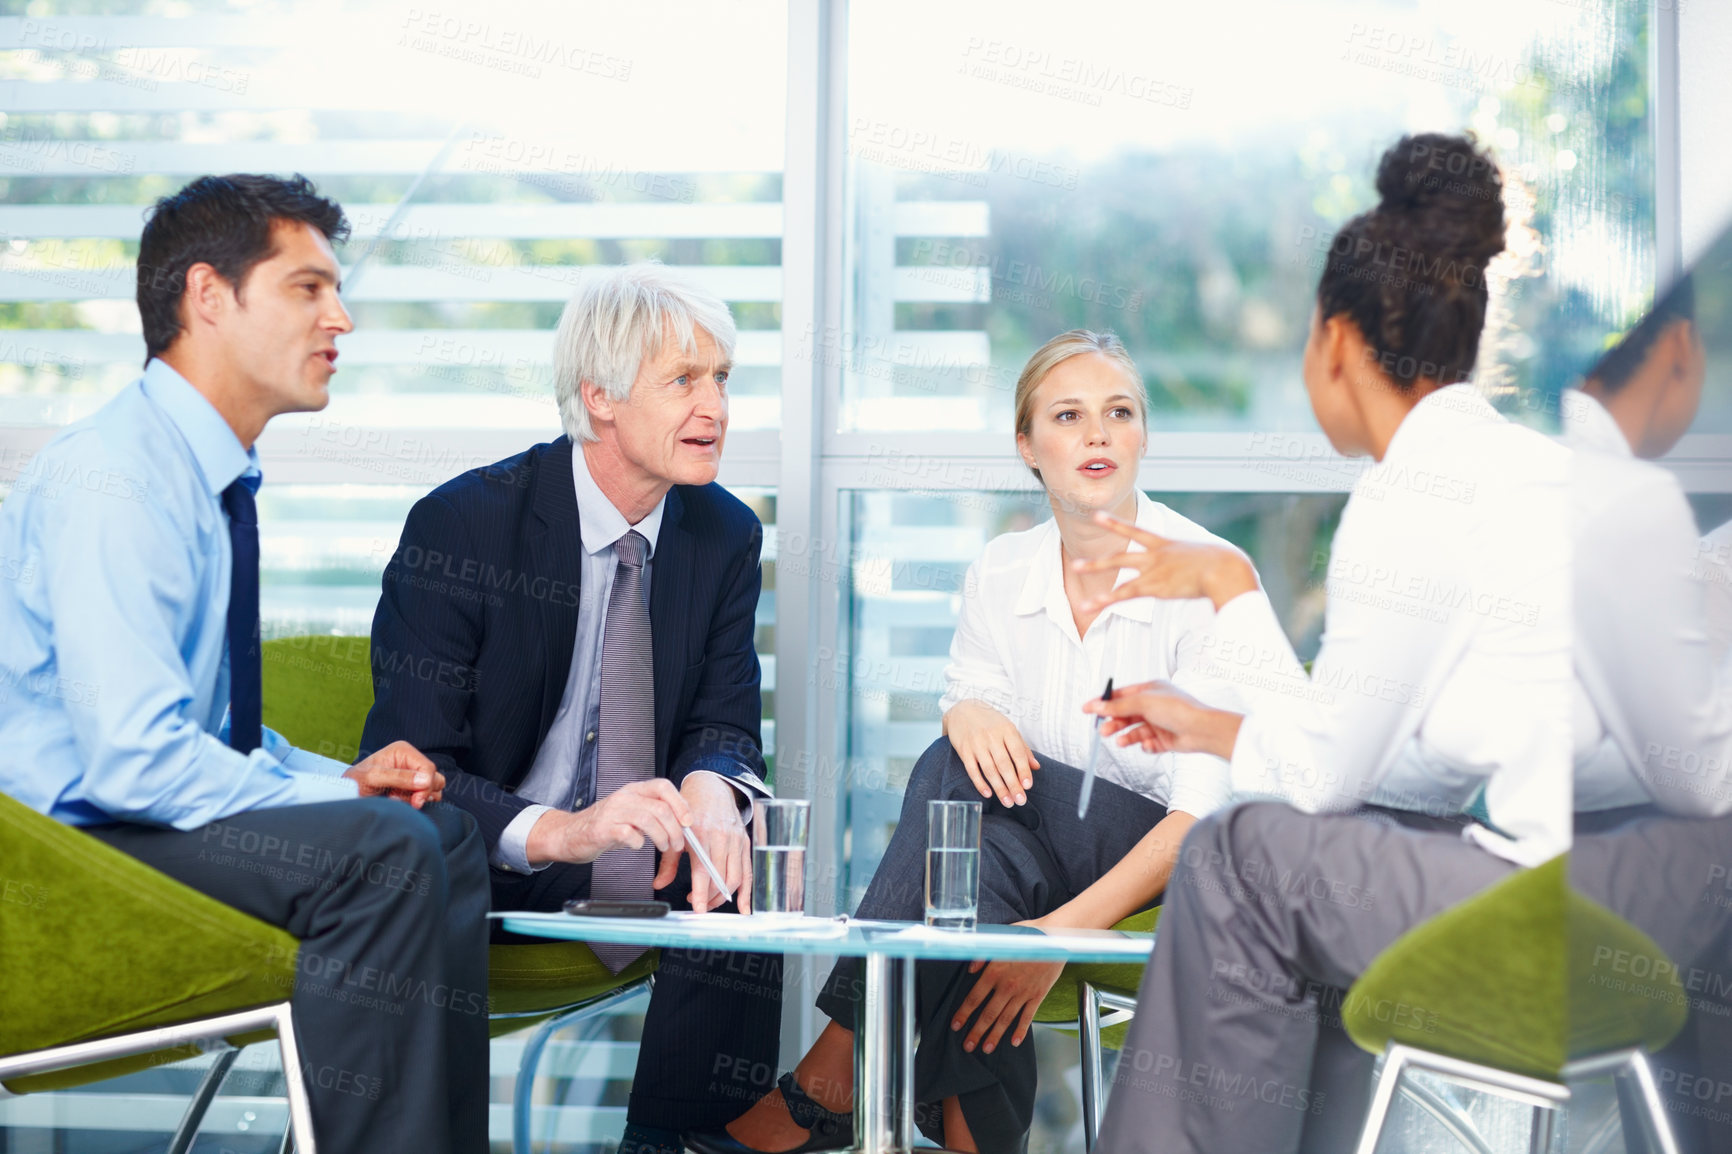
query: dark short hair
[
  {"left": 136, "top": 173, "right": 350, "bottom": 363},
  {"left": 1316, "top": 133, "right": 1506, "bottom": 389},
  {"left": 1587, "top": 275, "right": 1697, "bottom": 395}
]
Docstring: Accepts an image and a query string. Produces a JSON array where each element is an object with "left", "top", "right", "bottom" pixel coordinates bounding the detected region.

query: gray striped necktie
[{"left": 590, "top": 529, "right": 656, "bottom": 971}]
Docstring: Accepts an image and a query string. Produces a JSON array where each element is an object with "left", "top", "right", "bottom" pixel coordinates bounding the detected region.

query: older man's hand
[{"left": 680, "top": 773, "right": 751, "bottom": 913}]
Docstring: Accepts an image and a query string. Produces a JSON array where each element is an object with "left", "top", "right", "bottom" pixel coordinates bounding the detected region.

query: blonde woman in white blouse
[{"left": 688, "top": 330, "right": 1292, "bottom": 1154}]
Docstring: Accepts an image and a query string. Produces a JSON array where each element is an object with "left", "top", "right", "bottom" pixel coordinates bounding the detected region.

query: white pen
[
  {"left": 1078, "top": 677, "right": 1114, "bottom": 819},
  {"left": 682, "top": 824, "right": 735, "bottom": 908}
]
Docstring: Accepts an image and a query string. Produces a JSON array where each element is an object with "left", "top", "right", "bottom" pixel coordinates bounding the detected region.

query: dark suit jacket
[{"left": 360, "top": 436, "right": 768, "bottom": 855}]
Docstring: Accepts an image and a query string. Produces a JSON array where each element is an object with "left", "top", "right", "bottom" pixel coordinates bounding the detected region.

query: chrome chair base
[
  {"left": 0, "top": 1001, "right": 316, "bottom": 1154},
  {"left": 274, "top": 973, "right": 660, "bottom": 1154},
  {"left": 1078, "top": 980, "right": 1138, "bottom": 1151},
  {"left": 1354, "top": 1043, "right": 1681, "bottom": 1154},
  {"left": 502, "top": 974, "right": 656, "bottom": 1154}
]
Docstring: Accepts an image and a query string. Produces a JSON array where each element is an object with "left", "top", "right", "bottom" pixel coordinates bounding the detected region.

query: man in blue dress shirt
[{"left": 0, "top": 174, "right": 490, "bottom": 1153}]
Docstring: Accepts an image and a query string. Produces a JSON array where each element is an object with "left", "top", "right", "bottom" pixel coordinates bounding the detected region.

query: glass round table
[{"left": 497, "top": 911, "right": 1155, "bottom": 1153}]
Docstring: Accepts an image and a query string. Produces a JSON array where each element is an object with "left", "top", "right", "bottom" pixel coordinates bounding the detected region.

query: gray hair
[{"left": 553, "top": 261, "right": 738, "bottom": 442}]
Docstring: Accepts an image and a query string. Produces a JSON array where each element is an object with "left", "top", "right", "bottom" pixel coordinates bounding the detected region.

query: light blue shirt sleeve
[
  {"left": 262, "top": 725, "right": 351, "bottom": 777},
  {"left": 35, "top": 450, "right": 359, "bottom": 829}
]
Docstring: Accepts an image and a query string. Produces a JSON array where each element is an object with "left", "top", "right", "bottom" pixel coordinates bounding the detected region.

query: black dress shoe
[{"left": 681, "top": 1071, "right": 854, "bottom": 1153}]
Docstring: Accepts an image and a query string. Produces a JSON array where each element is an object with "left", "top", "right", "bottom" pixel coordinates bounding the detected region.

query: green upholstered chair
[
  {"left": 1342, "top": 855, "right": 1687, "bottom": 1154},
  {"left": 1032, "top": 906, "right": 1160, "bottom": 1150},
  {"left": 261, "top": 635, "right": 661, "bottom": 1154},
  {"left": 0, "top": 789, "right": 318, "bottom": 1153}
]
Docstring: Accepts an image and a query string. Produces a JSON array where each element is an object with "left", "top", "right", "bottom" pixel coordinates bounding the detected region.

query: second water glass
[
  {"left": 751, "top": 798, "right": 809, "bottom": 917},
  {"left": 925, "top": 800, "right": 982, "bottom": 930}
]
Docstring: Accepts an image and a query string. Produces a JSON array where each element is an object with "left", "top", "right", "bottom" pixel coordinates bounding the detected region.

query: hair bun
[{"left": 1373, "top": 132, "right": 1506, "bottom": 267}]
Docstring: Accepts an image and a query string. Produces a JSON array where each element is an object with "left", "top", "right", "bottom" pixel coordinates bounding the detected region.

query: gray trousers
[
  {"left": 1096, "top": 802, "right": 1732, "bottom": 1154},
  {"left": 817, "top": 736, "right": 1167, "bottom": 1151},
  {"left": 1572, "top": 810, "right": 1732, "bottom": 1154}
]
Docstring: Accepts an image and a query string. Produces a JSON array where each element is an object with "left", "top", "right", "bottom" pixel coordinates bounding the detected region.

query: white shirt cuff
[
  {"left": 686, "top": 769, "right": 757, "bottom": 812},
  {"left": 493, "top": 804, "right": 554, "bottom": 874}
]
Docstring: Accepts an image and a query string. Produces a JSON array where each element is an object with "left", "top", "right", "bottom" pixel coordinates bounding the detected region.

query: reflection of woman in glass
[
  {"left": 687, "top": 330, "right": 1293, "bottom": 1153},
  {"left": 1087, "top": 134, "right": 1572, "bottom": 1153}
]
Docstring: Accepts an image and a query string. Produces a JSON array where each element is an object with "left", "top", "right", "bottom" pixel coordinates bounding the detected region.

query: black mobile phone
[{"left": 563, "top": 898, "right": 670, "bottom": 918}]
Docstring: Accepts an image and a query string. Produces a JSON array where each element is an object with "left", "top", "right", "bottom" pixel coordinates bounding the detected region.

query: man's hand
[
  {"left": 524, "top": 779, "right": 693, "bottom": 869},
  {"left": 681, "top": 773, "right": 751, "bottom": 914},
  {"left": 345, "top": 741, "right": 443, "bottom": 808},
  {"left": 942, "top": 699, "right": 1039, "bottom": 807}
]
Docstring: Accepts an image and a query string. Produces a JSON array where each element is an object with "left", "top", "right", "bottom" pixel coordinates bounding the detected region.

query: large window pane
[
  {"left": 0, "top": 1, "right": 788, "bottom": 433},
  {"left": 840, "top": 0, "right": 1654, "bottom": 435}
]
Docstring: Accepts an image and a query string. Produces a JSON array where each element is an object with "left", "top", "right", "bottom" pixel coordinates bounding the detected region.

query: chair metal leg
[
  {"left": 1529, "top": 1102, "right": 1557, "bottom": 1154},
  {"left": 1352, "top": 1044, "right": 1681, "bottom": 1154},
  {"left": 166, "top": 1043, "right": 241, "bottom": 1154},
  {"left": 1078, "top": 985, "right": 1138, "bottom": 1151},
  {"left": 1355, "top": 1044, "right": 1571, "bottom": 1154},
  {"left": 1079, "top": 982, "right": 1104, "bottom": 1153},
  {"left": 1354, "top": 1047, "right": 1412, "bottom": 1154},
  {"left": 510, "top": 975, "right": 656, "bottom": 1154},
  {"left": 0, "top": 1002, "right": 314, "bottom": 1152},
  {"left": 1565, "top": 1048, "right": 1682, "bottom": 1154},
  {"left": 273, "top": 1002, "right": 318, "bottom": 1154},
  {"left": 1621, "top": 1050, "right": 1681, "bottom": 1154}
]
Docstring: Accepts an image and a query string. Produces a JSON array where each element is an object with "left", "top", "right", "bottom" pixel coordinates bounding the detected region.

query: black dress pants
[
  {"left": 89, "top": 798, "right": 491, "bottom": 1154},
  {"left": 816, "top": 736, "right": 1169, "bottom": 1152}
]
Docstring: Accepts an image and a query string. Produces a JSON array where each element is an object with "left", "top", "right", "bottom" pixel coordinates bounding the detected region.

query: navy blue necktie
[{"left": 222, "top": 479, "right": 262, "bottom": 754}]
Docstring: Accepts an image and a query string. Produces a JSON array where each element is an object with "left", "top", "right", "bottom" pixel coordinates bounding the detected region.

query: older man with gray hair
[{"left": 363, "top": 261, "right": 781, "bottom": 1152}]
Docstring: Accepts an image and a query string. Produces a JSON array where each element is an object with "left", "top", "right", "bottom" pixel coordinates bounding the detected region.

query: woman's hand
[
  {"left": 1085, "top": 680, "right": 1243, "bottom": 761},
  {"left": 1071, "top": 512, "right": 1258, "bottom": 612},
  {"left": 943, "top": 699, "right": 1039, "bottom": 807},
  {"left": 953, "top": 919, "right": 1066, "bottom": 1054}
]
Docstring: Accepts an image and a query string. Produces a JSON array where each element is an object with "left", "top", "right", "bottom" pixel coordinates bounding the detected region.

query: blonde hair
[{"left": 1013, "top": 330, "right": 1146, "bottom": 482}]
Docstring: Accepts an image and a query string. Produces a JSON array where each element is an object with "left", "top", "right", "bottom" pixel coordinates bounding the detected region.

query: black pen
[{"left": 1078, "top": 677, "right": 1114, "bottom": 819}]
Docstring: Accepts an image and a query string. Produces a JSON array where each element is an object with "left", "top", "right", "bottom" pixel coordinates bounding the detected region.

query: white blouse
[
  {"left": 938, "top": 490, "right": 1291, "bottom": 820},
  {"left": 1216, "top": 385, "right": 1572, "bottom": 867},
  {"left": 1568, "top": 389, "right": 1732, "bottom": 820}
]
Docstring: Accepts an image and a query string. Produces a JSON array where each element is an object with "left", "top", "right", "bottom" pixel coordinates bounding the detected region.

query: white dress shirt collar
[
  {"left": 570, "top": 441, "right": 667, "bottom": 558},
  {"left": 1012, "top": 490, "right": 1159, "bottom": 630},
  {"left": 1562, "top": 388, "right": 1633, "bottom": 456}
]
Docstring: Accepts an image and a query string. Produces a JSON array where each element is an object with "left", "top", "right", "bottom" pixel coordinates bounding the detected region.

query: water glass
[
  {"left": 751, "top": 798, "right": 810, "bottom": 917},
  {"left": 925, "top": 800, "right": 982, "bottom": 930}
]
